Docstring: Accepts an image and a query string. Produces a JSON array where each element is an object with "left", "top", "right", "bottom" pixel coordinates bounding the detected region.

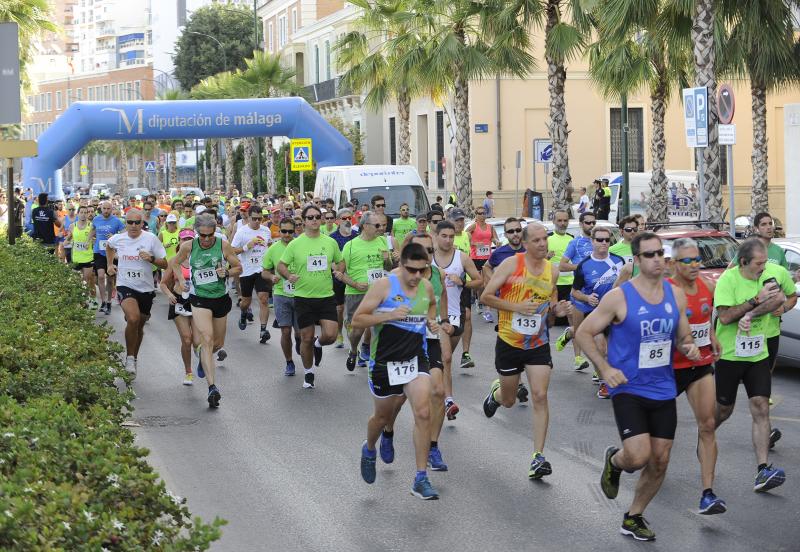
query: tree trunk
[
  {"left": 169, "top": 143, "right": 178, "bottom": 189},
  {"left": 266, "top": 137, "right": 276, "bottom": 195},
  {"left": 692, "top": 0, "right": 722, "bottom": 222},
  {"left": 750, "top": 82, "right": 769, "bottom": 216},
  {"left": 647, "top": 72, "right": 669, "bottom": 223},
  {"left": 137, "top": 150, "right": 145, "bottom": 190},
  {"left": 119, "top": 143, "right": 128, "bottom": 195},
  {"left": 209, "top": 140, "right": 219, "bottom": 190},
  {"left": 242, "top": 138, "right": 254, "bottom": 195},
  {"left": 546, "top": 0, "right": 572, "bottom": 211},
  {"left": 452, "top": 55, "right": 473, "bottom": 214},
  {"left": 87, "top": 153, "right": 94, "bottom": 188},
  {"left": 397, "top": 89, "right": 412, "bottom": 165},
  {"left": 224, "top": 139, "right": 235, "bottom": 192}
]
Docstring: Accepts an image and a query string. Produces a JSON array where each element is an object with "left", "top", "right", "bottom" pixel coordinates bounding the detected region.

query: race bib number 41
[
  {"left": 639, "top": 340, "right": 671, "bottom": 368},
  {"left": 735, "top": 334, "right": 764, "bottom": 358},
  {"left": 387, "top": 356, "right": 419, "bottom": 386},
  {"left": 307, "top": 255, "right": 328, "bottom": 272},
  {"left": 511, "top": 313, "right": 542, "bottom": 335}
]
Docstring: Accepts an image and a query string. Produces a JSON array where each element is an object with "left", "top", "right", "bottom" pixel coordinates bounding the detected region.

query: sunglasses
[
  {"left": 623, "top": 227, "right": 637, "bottom": 232},
  {"left": 403, "top": 265, "right": 427, "bottom": 275},
  {"left": 324, "top": 217, "right": 335, "bottom": 221},
  {"left": 374, "top": 203, "right": 386, "bottom": 208},
  {"left": 367, "top": 223, "right": 385, "bottom": 229},
  {"left": 594, "top": 237, "right": 611, "bottom": 243},
  {"left": 280, "top": 228, "right": 294, "bottom": 234},
  {"left": 305, "top": 215, "right": 322, "bottom": 221},
  {"left": 475, "top": 211, "right": 485, "bottom": 215},
  {"left": 638, "top": 249, "right": 665, "bottom": 259},
  {"left": 126, "top": 220, "right": 142, "bottom": 225},
  {"left": 431, "top": 219, "right": 443, "bottom": 224},
  {"left": 250, "top": 217, "right": 263, "bottom": 221},
  {"left": 505, "top": 228, "right": 522, "bottom": 235},
  {"left": 340, "top": 216, "right": 351, "bottom": 221},
  {"left": 676, "top": 256, "right": 703, "bottom": 265},
  {"left": 198, "top": 232, "right": 215, "bottom": 239},
  {"left": 583, "top": 220, "right": 597, "bottom": 226}
]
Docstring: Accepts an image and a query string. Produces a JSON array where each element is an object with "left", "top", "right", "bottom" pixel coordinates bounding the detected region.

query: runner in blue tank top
[{"left": 575, "top": 232, "right": 700, "bottom": 542}]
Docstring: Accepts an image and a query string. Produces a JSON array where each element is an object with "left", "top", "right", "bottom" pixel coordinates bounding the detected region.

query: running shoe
[
  {"left": 379, "top": 432, "right": 395, "bottom": 464},
  {"left": 574, "top": 355, "right": 590, "bottom": 371},
  {"left": 555, "top": 328, "right": 572, "bottom": 351},
  {"left": 445, "top": 400, "right": 460, "bottom": 421},
  {"left": 358, "top": 345, "right": 370, "bottom": 365},
  {"left": 754, "top": 465, "right": 786, "bottom": 492},
  {"left": 769, "top": 428, "right": 782, "bottom": 449},
  {"left": 124, "top": 356, "right": 136, "bottom": 374},
  {"left": 303, "top": 371, "right": 315, "bottom": 389},
  {"left": 196, "top": 357, "right": 205, "bottom": 379},
  {"left": 620, "top": 513, "right": 655, "bottom": 541},
  {"left": 98, "top": 302, "right": 106, "bottom": 313},
  {"left": 460, "top": 352, "right": 475, "bottom": 369},
  {"left": 259, "top": 328, "right": 270, "bottom": 344},
  {"left": 428, "top": 446, "right": 448, "bottom": 471},
  {"left": 238, "top": 313, "right": 247, "bottom": 331},
  {"left": 284, "top": 360, "right": 296, "bottom": 377},
  {"left": 104, "top": 302, "right": 111, "bottom": 315},
  {"left": 182, "top": 373, "right": 194, "bottom": 386},
  {"left": 483, "top": 379, "right": 501, "bottom": 418},
  {"left": 591, "top": 371, "right": 600, "bottom": 384},
  {"left": 216, "top": 349, "right": 227, "bottom": 362},
  {"left": 411, "top": 475, "right": 439, "bottom": 500},
  {"left": 246, "top": 308, "right": 254, "bottom": 322},
  {"left": 698, "top": 491, "right": 727, "bottom": 515},
  {"left": 335, "top": 334, "right": 344, "bottom": 348},
  {"left": 528, "top": 452, "right": 552, "bottom": 479},
  {"left": 597, "top": 382, "right": 610, "bottom": 399},
  {"left": 207, "top": 385, "right": 221, "bottom": 408},
  {"left": 360, "top": 441, "right": 376, "bottom": 484},
  {"left": 516, "top": 383, "right": 529, "bottom": 403},
  {"left": 313, "top": 339, "right": 323, "bottom": 366},
  {"left": 601, "top": 446, "right": 622, "bottom": 499},
  {"left": 346, "top": 353, "right": 357, "bottom": 372},
  {"left": 482, "top": 311, "right": 494, "bottom": 323}
]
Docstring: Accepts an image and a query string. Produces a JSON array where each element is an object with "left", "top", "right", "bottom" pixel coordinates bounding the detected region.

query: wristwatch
[{"left": 748, "top": 297, "right": 758, "bottom": 307}]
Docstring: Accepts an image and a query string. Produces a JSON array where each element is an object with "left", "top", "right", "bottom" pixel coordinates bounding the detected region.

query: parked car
[
  {"left": 655, "top": 229, "right": 739, "bottom": 281},
  {"left": 487, "top": 218, "right": 621, "bottom": 247},
  {"left": 170, "top": 186, "right": 204, "bottom": 200},
  {"left": 126, "top": 187, "right": 150, "bottom": 200},
  {"left": 770, "top": 238, "right": 800, "bottom": 367},
  {"left": 89, "top": 183, "right": 112, "bottom": 198}
]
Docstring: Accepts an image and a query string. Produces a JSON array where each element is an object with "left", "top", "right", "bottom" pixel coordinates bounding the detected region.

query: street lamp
[{"left": 187, "top": 31, "right": 227, "bottom": 72}]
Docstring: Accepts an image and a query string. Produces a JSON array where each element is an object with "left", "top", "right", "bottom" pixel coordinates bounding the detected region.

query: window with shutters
[{"left": 610, "top": 107, "right": 644, "bottom": 172}]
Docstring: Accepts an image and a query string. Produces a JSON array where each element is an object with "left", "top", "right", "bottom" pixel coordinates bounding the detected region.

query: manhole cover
[{"left": 131, "top": 416, "right": 199, "bottom": 427}]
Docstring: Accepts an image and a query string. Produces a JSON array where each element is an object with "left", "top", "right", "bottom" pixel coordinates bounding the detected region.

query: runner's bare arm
[
  {"left": 548, "top": 264, "right": 571, "bottom": 325},
  {"left": 105, "top": 243, "right": 117, "bottom": 276},
  {"left": 559, "top": 255, "right": 577, "bottom": 273},
  {"left": 575, "top": 288, "right": 628, "bottom": 386},
  {"left": 462, "top": 252, "right": 483, "bottom": 289},
  {"left": 613, "top": 263, "right": 633, "bottom": 288},
  {"left": 169, "top": 241, "right": 192, "bottom": 289},
  {"left": 425, "top": 280, "right": 440, "bottom": 334},
  {"left": 351, "top": 279, "right": 407, "bottom": 329},
  {"left": 222, "top": 241, "right": 242, "bottom": 278},
  {"left": 672, "top": 285, "right": 700, "bottom": 360},
  {"left": 277, "top": 261, "right": 297, "bottom": 283},
  {"left": 480, "top": 256, "right": 533, "bottom": 315},
  {"left": 717, "top": 282, "right": 782, "bottom": 324}
]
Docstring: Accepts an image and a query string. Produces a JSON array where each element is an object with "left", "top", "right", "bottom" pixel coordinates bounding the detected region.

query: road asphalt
[{"left": 102, "top": 294, "right": 800, "bottom": 552}]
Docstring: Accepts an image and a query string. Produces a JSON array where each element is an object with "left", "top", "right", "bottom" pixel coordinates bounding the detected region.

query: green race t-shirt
[
  {"left": 262, "top": 240, "right": 293, "bottom": 297},
  {"left": 320, "top": 223, "right": 338, "bottom": 236},
  {"left": 731, "top": 242, "right": 789, "bottom": 269},
  {"left": 714, "top": 263, "right": 795, "bottom": 361},
  {"left": 454, "top": 232, "right": 471, "bottom": 255},
  {"left": 342, "top": 237, "right": 388, "bottom": 295},
  {"left": 279, "top": 233, "right": 343, "bottom": 299},
  {"left": 392, "top": 217, "right": 417, "bottom": 242},
  {"left": 548, "top": 232, "right": 574, "bottom": 285},
  {"left": 609, "top": 241, "right": 634, "bottom": 265}
]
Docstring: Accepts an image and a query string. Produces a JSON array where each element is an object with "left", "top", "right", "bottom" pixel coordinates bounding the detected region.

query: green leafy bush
[{"left": 0, "top": 238, "right": 224, "bottom": 550}]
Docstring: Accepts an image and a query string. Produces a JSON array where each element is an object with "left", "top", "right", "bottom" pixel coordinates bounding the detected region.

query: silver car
[
  {"left": 487, "top": 217, "right": 621, "bottom": 246},
  {"left": 772, "top": 238, "right": 800, "bottom": 367}
]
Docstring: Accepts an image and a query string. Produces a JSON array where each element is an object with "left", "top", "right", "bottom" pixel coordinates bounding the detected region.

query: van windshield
[{"left": 350, "top": 186, "right": 430, "bottom": 216}]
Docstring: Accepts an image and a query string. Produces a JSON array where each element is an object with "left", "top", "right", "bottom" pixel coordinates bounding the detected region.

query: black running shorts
[
  {"left": 715, "top": 358, "right": 771, "bottom": 406},
  {"left": 611, "top": 393, "right": 677, "bottom": 441},
  {"left": 116, "top": 286, "right": 155, "bottom": 316},
  {"left": 189, "top": 293, "right": 232, "bottom": 319},
  {"left": 674, "top": 364, "right": 714, "bottom": 396},
  {"left": 294, "top": 296, "right": 338, "bottom": 329},
  {"left": 239, "top": 273, "right": 269, "bottom": 298},
  {"left": 495, "top": 338, "right": 552, "bottom": 376}
]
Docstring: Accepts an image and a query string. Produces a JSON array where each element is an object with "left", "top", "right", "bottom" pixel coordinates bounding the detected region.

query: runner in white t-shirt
[
  {"left": 106, "top": 208, "right": 167, "bottom": 374},
  {"left": 231, "top": 204, "right": 273, "bottom": 341}
]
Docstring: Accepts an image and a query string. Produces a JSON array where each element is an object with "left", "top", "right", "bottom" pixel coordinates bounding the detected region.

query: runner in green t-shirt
[
  {"left": 339, "top": 212, "right": 391, "bottom": 371},
  {"left": 277, "top": 205, "right": 345, "bottom": 389},
  {"left": 730, "top": 212, "right": 789, "bottom": 268},
  {"left": 320, "top": 210, "right": 338, "bottom": 236},
  {"left": 713, "top": 238, "right": 795, "bottom": 493},
  {"left": 392, "top": 203, "right": 417, "bottom": 243},
  {"left": 609, "top": 215, "right": 639, "bottom": 265},
  {"left": 547, "top": 210, "right": 575, "bottom": 330},
  {"left": 448, "top": 208, "right": 476, "bottom": 369},
  {"left": 262, "top": 217, "right": 300, "bottom": 376}
]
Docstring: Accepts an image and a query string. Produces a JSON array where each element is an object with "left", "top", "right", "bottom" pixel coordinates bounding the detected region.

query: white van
[
  {"left": 314, "top": 165, "right": 431, "bottom": 217},
  {"left": 89, "top": 183, "right": 112, "bottom": 198},
  {"left": 583, "top": 171, "right": 700, "bottom": 223}
]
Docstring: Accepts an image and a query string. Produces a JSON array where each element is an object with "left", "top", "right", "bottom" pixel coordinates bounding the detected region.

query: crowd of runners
[{"left": 27, "top": 187, "right": 797, "bottom": 541}]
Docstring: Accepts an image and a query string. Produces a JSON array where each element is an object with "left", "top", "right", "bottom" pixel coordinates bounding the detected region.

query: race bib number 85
[{"left": 639, "top": 340, "right": 671, "bottom": 368}]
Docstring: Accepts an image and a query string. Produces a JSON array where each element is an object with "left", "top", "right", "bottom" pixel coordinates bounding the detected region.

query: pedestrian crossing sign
[
  {"left": 145, "top": 160, "right": 157, "bottom": 173},
  {"left": 290, "top": 138, "right": 313, "bottom": 171}
]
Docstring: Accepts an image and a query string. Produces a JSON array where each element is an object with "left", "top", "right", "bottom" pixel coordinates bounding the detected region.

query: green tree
[
  {"left": 587, "top": 0, "right": 691, "bottom": 222},
  {"left": 173, "top": 4, "right": 261, "bottom": 91},
  {"left": 191, "top": 74, "right": 228, "bottom": 191},
  {"left": 392, "top": 0, "right": 539, "bottom": 214},
  {"left": 720, "top": 0, "right": 800, "bottom": 216},
  {"left": 157, "top": 90, "right": 189, "bottom": 190},
  {"left": 326, "top": 116, "right": 365, "bottom": 165},
  {"left": 80, "top": 141, "right": 109, "bottom": 188},
  {"left": 105, "top": 141, "right": 129, "bottom": 194}
]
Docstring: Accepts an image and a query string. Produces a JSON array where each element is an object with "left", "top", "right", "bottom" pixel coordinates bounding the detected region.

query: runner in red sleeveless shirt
[{"left": 667, "top": 237, "right": 726, "bottom": 515}]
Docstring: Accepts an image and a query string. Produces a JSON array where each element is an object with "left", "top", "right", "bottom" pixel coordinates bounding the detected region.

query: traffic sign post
[
  {"left": 290, "top": 138, "right": 313, "bottom": 195},
  {"left": 718, "top": 84, "right": 737, "bottom": 236},
  {"left": 533, "top": 139, "right": 552, "bottom": 193},
  {"left": 145, "top": 160, "right": 157, "bottom": 173},
  {"left": 683, "top": 86, "right": 709, "bottom": 220},
  {"left": 80, "top": 164, "right": 88, "bottom": 177}
]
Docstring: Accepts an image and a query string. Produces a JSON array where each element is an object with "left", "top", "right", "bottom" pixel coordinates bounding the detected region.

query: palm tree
[
  {"left": 157, "top": 89, "right": 189, "bottom": 190},
  {"left": 191, "top": 75, "right": 228, "bottom": 191},
  {"left": 337, "top": 0, "right": 425, "bottom": 165},
  {"left": 692, "top": 0, "right": 722, "bottom": 222},
  {"left": 106, "top": 142, "right": 129, "bottom": 194},
  {"left": 542, "top": 0, "right": 591, "bottom": 210},
  {"left": 587, "top": 0, "right": 691, "bottom": 223},
  {"left": 392, "top": 0, "right": 539, "bottom": 214},
  {"left": 720, "top": 0, "right": 800, "bottom": 216},
  {"left": 81, "top": 141, "right": 109, "bottom": 188}
]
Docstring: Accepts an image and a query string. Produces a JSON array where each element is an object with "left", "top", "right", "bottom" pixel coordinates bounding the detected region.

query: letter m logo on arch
[{"left": 101, "top": 107, "right": 145, "bottom": 135}]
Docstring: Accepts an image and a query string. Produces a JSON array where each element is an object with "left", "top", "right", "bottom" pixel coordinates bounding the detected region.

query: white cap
[
  {"left": 195, "top": 205, "right": 207, "bottom": 215},
  {"left": 663, "top": 244, "right": 672, "bottom": 258},
  {"left": 134, "top": 194, "right": 142, "bottom": 200},
  {"left": 166, "top": 213, "right": 178, "bottom": 223}
]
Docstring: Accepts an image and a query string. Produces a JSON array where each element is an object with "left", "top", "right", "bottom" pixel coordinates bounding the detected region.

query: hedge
[{"left": 0, "top": 238, "right": 224, "bottom": 550}]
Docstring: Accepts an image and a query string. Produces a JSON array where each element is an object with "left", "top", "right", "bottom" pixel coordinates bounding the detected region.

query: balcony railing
[{"left": 302, "top": 77, "right": 352, "bottom": 103}]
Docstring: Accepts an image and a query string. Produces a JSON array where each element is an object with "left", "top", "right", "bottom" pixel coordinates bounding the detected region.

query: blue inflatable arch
[{"left": 22, "top": 97, "right": 353, "bottom": 198}]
